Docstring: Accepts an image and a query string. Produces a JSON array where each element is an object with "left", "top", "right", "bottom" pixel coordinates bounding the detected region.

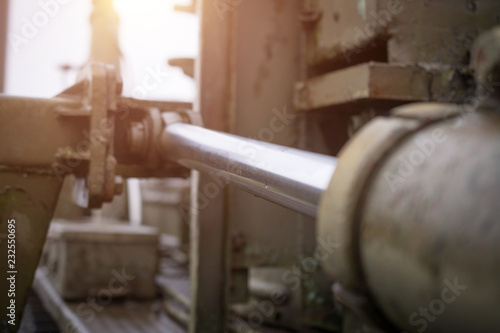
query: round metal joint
[{"left": 318, "top": 101, "right": 500, "bottom": 333}]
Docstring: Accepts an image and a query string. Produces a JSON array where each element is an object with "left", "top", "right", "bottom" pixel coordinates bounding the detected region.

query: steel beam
[
  {"left": 0, "top": 96, "right": 87, "bottom": 168},
  {"left": 295, "top": 62, "right": 471, "bottom": 112},
  {"left": 188, "top": 0, "right": 234, "bottom": 331}
]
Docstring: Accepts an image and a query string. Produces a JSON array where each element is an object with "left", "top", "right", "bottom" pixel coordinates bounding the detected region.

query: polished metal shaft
[{"left": 161, "top": 123, "right": 337, "bottom": 217}]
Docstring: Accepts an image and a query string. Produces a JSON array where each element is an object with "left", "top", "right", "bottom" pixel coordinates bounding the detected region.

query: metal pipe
[{"left": 161, "top": 123, "right": 337, "bottom": 217}]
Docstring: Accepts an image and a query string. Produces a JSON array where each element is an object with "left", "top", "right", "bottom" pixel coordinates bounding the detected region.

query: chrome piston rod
[{"left": 161, "top": 123, "right": 337, "bottom": 217}]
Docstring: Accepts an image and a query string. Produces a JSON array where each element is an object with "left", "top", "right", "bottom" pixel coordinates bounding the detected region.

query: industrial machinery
[{"left": 1, "top": 1, "right": 500, "bottom": 333}]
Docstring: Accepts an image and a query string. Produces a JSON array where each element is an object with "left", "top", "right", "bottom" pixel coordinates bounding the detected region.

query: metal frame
[{"left": 187, "top": 0, "right": 235, "bottom": 332}]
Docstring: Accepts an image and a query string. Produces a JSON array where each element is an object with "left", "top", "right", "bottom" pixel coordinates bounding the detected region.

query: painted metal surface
[
  {"left": 229, "top": 0, "right": 314, "bottom": 271},
  {"left": 295, "top": 62, "right": 473, "bottom": 111},
  {"left": 303, "top": 0, "right": 385, "bottom": 68},
  {"left": 359, "top": 106, "right": 500, "bottom": 333},
  {"left": 188, "top": 0, "right": 234, "bottom": 332},
  {"left": 319, "top": 98, "right": 500, "bottom": 332},
  {"left": 0, "top": 96, "right": 88, "bottom": 168},
  {"left": 226, "top": 1, "right": 340, "bottom": 330},
  {"left": 387, "top": 0, "right": 500, "bottom": 65}
]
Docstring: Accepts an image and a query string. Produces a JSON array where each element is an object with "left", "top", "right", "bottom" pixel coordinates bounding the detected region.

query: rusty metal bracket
[
  {"left": 54, "top": 63, "right": 120, "bottom": 208},
  {"left": 0, "top": 62, "right": 194, "bottom": 209}
]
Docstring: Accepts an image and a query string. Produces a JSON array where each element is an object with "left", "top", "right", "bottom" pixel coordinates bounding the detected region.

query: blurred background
[
  {"left": 2, "top": 4, "right": 199, "bottom": 330},
  {"left": 3, "top": 0, "right": 198, "bottom": 231},
  {"left": 4, "top": 0, "right": 197, "bottom": 102}
]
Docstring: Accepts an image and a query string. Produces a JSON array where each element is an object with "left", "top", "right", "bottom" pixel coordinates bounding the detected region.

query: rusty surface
[
  {"left": 305, "top": 0, "right": 500, "bottom": 69},
  {"left": 318, "top": 92, "right": 500, "bottom": 332},
  {"left": 0, "top": 96, "right": 88, "bottom": 169},
  {"left": 295, "top": 62, "right": 472, "bottom": 111},
  {"left": 304, "top": 0, "right": 387, "bottom": 69},
  {"left": 86, "top": 64, "right": 117, "bottom": 207},
  {"left": 188, "top": 0, "right": 233, "bottom": 332},
  {"left": 0, "top": 63, "right": 120, "bottom": 210},
  {"left": 353, "top": 32, "right": 500, "bottom": 332},
  {"left": 228, "top": 0, "right": 341, "bottom": 331},
  {"left": 0, "top": 62, "right": 193, "bottom": 210},
  {"left": 318, "top": 115, "right": 421, "bottom": 289},
  {"left": 317, "top": 114, "right": 428, "bottom": 331},
  {"left": 387, "top": 0, "right": 500, "bottom": 65},
  {"left": 229, "top": 0, "right": 313, "bottom": 268}
]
